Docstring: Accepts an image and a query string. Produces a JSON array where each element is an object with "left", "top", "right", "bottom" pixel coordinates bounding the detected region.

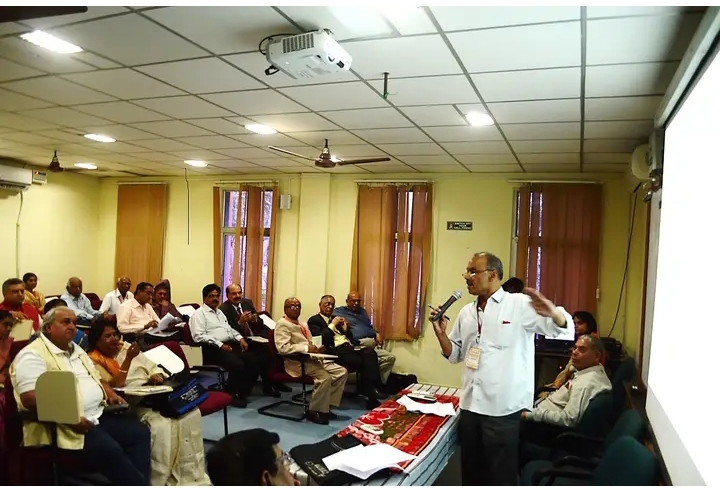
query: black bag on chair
[{"left": 144, "top": 376, "right": 208, "bottom": 418}]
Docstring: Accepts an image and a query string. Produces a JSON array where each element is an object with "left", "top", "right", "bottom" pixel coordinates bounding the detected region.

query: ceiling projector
[{"left": 265, "top": 29, "right": 352, "bottom": 80}]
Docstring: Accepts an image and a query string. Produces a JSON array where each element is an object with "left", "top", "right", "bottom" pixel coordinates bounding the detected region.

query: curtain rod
[
  {"left": 117, "top": 181, "right": 167, "bottom": 185},
  {"left": 214, "top": 180, "right": 277, "bottom": 185},
  {"left": 355, "top": 179, "right": 431, "bottom": 183},
  {"left": 507, "top": 179, "right": 602, "bottom": 184}
]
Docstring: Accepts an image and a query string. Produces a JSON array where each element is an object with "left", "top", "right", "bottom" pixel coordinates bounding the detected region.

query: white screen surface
[{"left": 646, "top": 47, "right": 719, "bottom": 486}]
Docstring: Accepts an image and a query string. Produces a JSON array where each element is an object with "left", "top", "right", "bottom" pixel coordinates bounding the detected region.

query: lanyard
[{"left": 476, "top": 302, "right": 483, "bottom": 342}]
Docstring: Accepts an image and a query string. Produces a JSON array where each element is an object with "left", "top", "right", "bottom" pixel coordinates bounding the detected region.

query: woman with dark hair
[
  {"left": 22, "top": 272, "right": 45, "bottom": 315},
  {"left": 86, "top": 322, "right": 210, "bottom": 486}
]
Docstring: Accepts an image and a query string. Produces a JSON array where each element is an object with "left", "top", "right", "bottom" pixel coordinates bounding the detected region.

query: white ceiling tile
[
  {"left": 413, "top": 164, "right": 467, "bottom": 173},
  {"left": 0, "top": 23, "right": 29, "bottom": 35},
  {"left": 131, "top": 152, "right": 179, "bottom": 162},
  {"left": 584, "top": 120, "right": 654, "bottom": 139},
  {"left": 471, "top": 67, "right": 581, "bottom": 102},
  {"left": 586, "top": 14, "right": 702, "bottom": 65},
  {"left": 400, "top": 106, "right": 467, "bottom": 127},
  {"left": 401, "top": 155, "right": 458, "bottom": 165},
  {"left": 242, "top": 113, "right": 339, "bottom": 133},
  {"left": 511, "top": 140, "right": 580, "bottom": 153},
  {"left": 522, "top": 163, "right": 580, "bottom": 172},
  {"left": 585, "top": 96, "right": 662, "bottom": 121},
  {"left": 361, "top": 163, "right": 414, "bottom": 173},
  {"left": 467, "top": 164, "right": 524, "bottom": 173},
  {"left": 583, "top": 139, "right": 644, "bottom": 153},
  {"left": 231, "top": 133, "right": 303, "bottom": 147},
  {"left": 347, "top": 35, "right": 462, "bottom": 79},
  {"left": 79, "top": 124, "right": 159, "bottom": 141},
  {"left": 97, "top": 153, "right": 148, "bottom": 163},
  {"left": 134, "top": 96, "right": 235, "bottom": 119},
  {"left": 483, "top": 99, "right": 581, "bottom": 123},
  {"left": 0, "top": 132, "right": 64, "bottom": 146},
  {"left": 455, "top": 154, "right": 518, "bottom": 165},
  {"left": 52, "top": 143, "right": 112, "bottom": 155},
  {"left": 147, "top": 6, "right": 297, "bottom": 55},
  {"left": 430, "top": 6, "right": 580, "bottom": 31},
  {"left": 51, "top": 14, "right": 207, "bottom": 65},
  {"left": 1, "top": 76, "right": 115, "bottom": 105},
  {"left": 216, "top": 147, "right": 278, "bottom": 159},
  {"left": 0, "top": 58, "right": 44, "bottom": 82},
  {"left": 212, "top": 160, "right": 268, "bottom": 169},
  {"left": 441, "top": 141, "right": 511, "bottom": 154},
  {"left": 423, "top": 125, "right": 504, "bottom": 142},
  {"left": 378, "top": 143, "right": 446, "bottom": 156},
  {"left": 168, "top": 150, "right": 227, "bottom": 161},
  {"left": 279, "top": 166, "right": 323, "bottom": 174},
  {"left": 0, "top": 88, "right": 54, "bottom": 111},
  {"left": 278, "top": 6, "right": 392, "bottom": 40},
  {"left": 448, "top": 22, "right": 581, "bottom": 73},
  {"left": 202, "top": 90, "right": 306, "bottom": 116},
  {"left": 0, "top": 112, "right": 59, "bottom": 131},
  {"left": 280, "top": 82, "right": 387, "bottom": 111},
  {"left": 501, "top": 122, "right": 581, "bottom": 140},
  {"left": 583, "top": 163, "right": 628, "bottom": 173},
  {"left": 583, "top": 153, "right": 632, "bottom": 164},
  {"left": 23, "top": 7, "right": 130, "bottom": 28},
  {"left": 517, "top": 153, "right": 580, "bottom": 164},
  {"left": 129, "top": 121, "right": 213, "bottom": 138},
  {"left": 180, "top": 135, "right": 248, "bottom": 149},
  {"left": 223, "top": 52, "right": 360, "bottom": 88},
  {"left": 97, "top": 142, "right": 148, "bottom": 153},
  {"left": 0, "top": 37, "right": 96, "bottom": 74},
  {"left": 351, "top": 128, "right": 431, "bottom": 144},
  {"left": 64, "top": 69, "right": 183, "bottom": 100},
  {"left": 72, "top": 102, "right": 170, "bottom": 123},
  {"left": 35, "top": 130, "right": 88, "bottom": 144},
  {"left": 19, "top": 107, "right": 111, "bottom": 128},
  {"left": 251, "top": 158, "right": 305, "bottom": 168},
  {"left": 320, "top": 108, "right": 411, "bottom": 129},
  {"left": 131, "top": 139, "right": 203, "bottom": 152},
  {"left": 72, "top": 52, "right": 122, "bottom": 70},
  {"left": 323, "top": 165, "right": 371, "bottom": 173},
  {"left": 290, "top": 130, "right": 365, "bottom": 146},
  {"left": 369, "top": 75, "right": 480, "bottom": 106},
  {"left": 587, "top": 6, "right": 701, "bottom": 19},
  {"left": 383, "top": 7, "right": 437, "bottom": 35},
  {"left": 186, "top": 118, "right": 250, "bottom": 135},
  {"left": 585, "top": 62, "right": 677, "bottom": 98},
  {"left": 137, "top": 58, "right": 265, "bottom": 94}
]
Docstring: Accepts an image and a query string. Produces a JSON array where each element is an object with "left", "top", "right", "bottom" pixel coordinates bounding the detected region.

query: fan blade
[
  {"left": 267, "top": 146, "right": 316, "bottom": 161},
  {"left": 337, "top": 157, "right": 391, "bottom": 165},
  {"left": 0, "top": 7, "right": 87, "bottom": 23}
]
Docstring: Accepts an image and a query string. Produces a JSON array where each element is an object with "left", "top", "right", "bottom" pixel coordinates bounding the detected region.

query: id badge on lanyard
[{"left": 465, "top": 304, "right": 483, "bottom": 370}]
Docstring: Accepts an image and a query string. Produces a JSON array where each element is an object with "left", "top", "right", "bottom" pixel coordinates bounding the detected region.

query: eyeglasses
[{"left": 462, "top": 269, "right": 494, "bottom": 278}]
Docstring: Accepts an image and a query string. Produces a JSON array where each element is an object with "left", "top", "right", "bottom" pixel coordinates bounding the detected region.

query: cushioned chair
[
  {"left": 85, "top": 293, "right": 102, "bottom": 312},
  {"left": 180, "top": 323, "right": 228, "bottom": 391},
  {"left": 524, "top": 436, "right": 658, "bottom": 486},
  {"left": 610, "top": 357, "right": 635, "bottom": 422},
  {"left": 179, "top": 303, "right": 200, "bottom": 310}
]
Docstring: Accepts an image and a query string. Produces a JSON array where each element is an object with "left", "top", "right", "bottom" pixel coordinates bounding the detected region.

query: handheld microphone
[{"left": 430, "top": 290, "right": 463, "bottom": 322}]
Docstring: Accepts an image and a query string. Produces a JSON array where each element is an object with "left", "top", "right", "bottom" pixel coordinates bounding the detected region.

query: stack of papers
[
  {"left": 396, "top": 395, "right": 457, "bottom": 417},
  {"left": 322, "top": 443, "right": 416, "bottom": 480},
  {"left": 147, "top": 313, "right": 181, "bottom": 337}
]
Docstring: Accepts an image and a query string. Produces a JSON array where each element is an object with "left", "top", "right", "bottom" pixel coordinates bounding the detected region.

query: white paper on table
[
  {"left": 322, "top": 443, "right": 415, "bottom": 480},
  {"left": 259, "top": 314, "right": 276, "bottom": 330},
  {"left": 247, "top": 336, "right": 269, "bottom": 343},
  {"left": 396, "top": 395, "right": 457, "bottom": 417},
  {"left": 176, "top": 305, "right": 197, "bottom": 318},
  {"left": 147, "top": 313, "right": 177, "bottom": 335},
  {"left": 142, "top": 345, "right": 185, "bottom": 375},
  {"left": 311, "top": 335, "right": 323, "bottom": 347}
]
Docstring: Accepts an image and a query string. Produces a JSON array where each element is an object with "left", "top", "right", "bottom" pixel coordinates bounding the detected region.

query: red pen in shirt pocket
[{"left": 502, "top": 320, "right": 511, "bottom": 325}]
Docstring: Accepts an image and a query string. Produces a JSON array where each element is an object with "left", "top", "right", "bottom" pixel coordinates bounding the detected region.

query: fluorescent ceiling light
[
  {"left": 84, "top": 133, "right": 116, "bottom": 143},
  {"left": 466, "top": 112, "right": 494, "bottom": 127},
  {"left": 245, "top": 123, "right": 277, "bottom": 135},
  {"left": 20, "top": 30, "right": 83, "bottom": 54},
  {"left": 184, "top": 160, "right": 208, "bottom": 168},
  {"left": 74, "top": 163, "right": 97, "bottom": 170}
]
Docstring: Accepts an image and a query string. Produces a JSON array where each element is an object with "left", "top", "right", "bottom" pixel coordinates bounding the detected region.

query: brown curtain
[
  {"left": 515, "top": 183, "right": 602, "bottom": 314},
  {"left": 115, "top": 184, "right": 167, "bottom": 286},
  {"left": 228, "top": 185, "right": 278, "bottom": 311},
  {"left": 350, "top": 184, "right": 433, "bottom": 340}
]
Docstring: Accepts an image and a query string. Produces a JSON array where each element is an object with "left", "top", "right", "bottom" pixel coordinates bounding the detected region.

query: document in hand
[
  {"left": 322, "top": 443, "right": 416, "bottom": 480},
  {"left": 259, "top": 313, "right": 276, "bottom": 330},
  {"left": 147, "top": 313, "right": 177, "bottom": 336}
]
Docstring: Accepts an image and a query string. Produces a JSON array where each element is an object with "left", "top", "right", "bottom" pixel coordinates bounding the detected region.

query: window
[{"left": 219, "top": 187, "right": 277, "bottom": 310}]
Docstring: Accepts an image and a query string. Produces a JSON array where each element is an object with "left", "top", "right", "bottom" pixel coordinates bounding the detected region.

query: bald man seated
[
  {"left": 61, "top": 277, "right": 109, "bottom": 327},
  {"left": 274, "top": 297, "right": 348, "bottom": 425},
  {"left": 99, "top": 276, "right": 133, "bottom": 316}
]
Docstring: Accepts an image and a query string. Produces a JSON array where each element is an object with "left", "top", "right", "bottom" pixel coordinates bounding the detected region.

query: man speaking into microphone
[{"left": 430, "top": 252, "right": 572, "bottom": 486}]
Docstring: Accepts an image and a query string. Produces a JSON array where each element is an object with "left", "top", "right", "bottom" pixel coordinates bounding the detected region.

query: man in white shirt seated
[
  {"left": 99, "top": 276, "right": 133, "bottom": 316},
  {"left": 521, "top": 334, "right": 611, "bottom": 441},
  {"left": 116, "top": 282, "right": 160, "bottom": 345},
  {"left": 10, "top": 306, "right": 151, "bottom": 485},
  {"left": 61, "top": 277, "right": 109, "bottom": 327},
  {"left": 189, "top": 283, "right": 262, "bottom": 408}
]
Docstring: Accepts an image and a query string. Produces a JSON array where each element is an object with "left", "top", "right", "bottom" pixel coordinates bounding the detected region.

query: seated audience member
[
  {"left": 275, "top": 297, "right": 348, "bottom": 425},
  {"left": 116, "top": 282, "right": 161, "bottom": 343},
  {"left": 307, "top": 295, "right": 381, "bottom": 409},
  {"left": 87, "top": 322, "right": 210, "bottom": 486},
  {"left": 61, "top": 277, "right": 108, "bottom": 327},
  {"left": 207, "top": 428, "right": 299, "bottom": 486},
  {"left": 151, "top": 282, "right": 184, "bottom": 320},
  {"left": 501, "top": 277, "right": 525, "bottom": 293},
  {"left": 220, "top": 283, "right": 281, "bottom": 397},
  {"left": 521, "top": 335, "right": 611, "bottom": 441},
  {"left": 22, "top": 272, "right": 45, "bottom": 316},
  {"left": 0, "top": 310, "right": 18, "bottom": 452},
  {"left": 332, "top": 291, "right": 396, "bottom": 387},
  {"left": 42, "top": 298, "right": 86, "bottom": 348},
  {"left": 10, "top": 306, "right": 151, "bottom": 485},
  {"left": 190, "top": 284, "right": 262, "bottom": 408},
  {"left": 1, "top": 277, "right": 40, "bottom": 332},
  {"left": 99, "top": 276, "right": 134, "bottom": 316}
]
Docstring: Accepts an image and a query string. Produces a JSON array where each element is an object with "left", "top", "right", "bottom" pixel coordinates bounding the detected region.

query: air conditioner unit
[
  {"left": 0, "top": 164, "right": 32, "bottom": 193},
  {"left": 32, "top": 170, "right": 47, "bottom": 185}
]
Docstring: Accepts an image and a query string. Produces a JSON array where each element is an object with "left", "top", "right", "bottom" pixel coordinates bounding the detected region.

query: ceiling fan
[{"left": 268, "top": 139, "right": 390, "bottom": 168}]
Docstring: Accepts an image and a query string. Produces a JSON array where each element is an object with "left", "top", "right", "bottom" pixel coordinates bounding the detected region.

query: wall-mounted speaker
[{"left": 279, "top": 193, "right": 291, "bottom": 210}]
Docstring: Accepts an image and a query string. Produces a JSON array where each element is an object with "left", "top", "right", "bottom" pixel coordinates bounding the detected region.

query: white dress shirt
[
  {"left": 60, "top": 292, "right": 98, "bottom": 321},
  {"left": 190, "top": 304, "right": 242, "bottom": 348},
  {"left": 526, "top": 364, "right": 611, "bottom": 427},
  {"left": 99, "top": 289, "right": 134, "bottom": 315},
  {"left": 116, "top": 298, "right": 160, "bottom": 335},
  {"left": 14, "top": 333, "right": 105, "bottom": 424},
  {"left": 446, "top": 288, "right": 573, "bottom": 417}
]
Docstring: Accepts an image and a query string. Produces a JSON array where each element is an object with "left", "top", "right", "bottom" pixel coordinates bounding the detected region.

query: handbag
[{"left": 144, "top": 374, "right": 208, "bottom": 418}]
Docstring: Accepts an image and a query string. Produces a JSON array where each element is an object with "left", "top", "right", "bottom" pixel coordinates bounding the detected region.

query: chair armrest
[
  {"left": 191, "top": 365, "right": 227, "bottom": 373},
  {"left": 551, "top": 431, "right": 604, "bottom": 459},
  {"left": 555, "top": 456, "right": 600, "bottom": 470},
  {"left": 531, "top": 467, "right": 592, "bottom": 486}
]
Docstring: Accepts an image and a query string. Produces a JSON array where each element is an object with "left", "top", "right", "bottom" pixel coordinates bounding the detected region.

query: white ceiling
[{"left": 0, "top": 6, "right": 705, "bottom": 177}]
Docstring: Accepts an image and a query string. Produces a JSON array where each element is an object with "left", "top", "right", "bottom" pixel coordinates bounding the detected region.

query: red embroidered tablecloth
[{"left": 337, "top": 389, "right": 459, "bottom": 468}]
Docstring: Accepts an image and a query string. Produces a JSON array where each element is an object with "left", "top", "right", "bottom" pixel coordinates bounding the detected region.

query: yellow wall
[
  {"left": 622, "top": 193, "right": 650, "bottom": 359},
  {"left": 0, "top": 171, "right": 102, "bottom": 296}
]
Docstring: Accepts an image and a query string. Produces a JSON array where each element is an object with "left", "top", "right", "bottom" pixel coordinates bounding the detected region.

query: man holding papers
[{"left": 116, "top": 282, "right": 182, "bottom": 346}]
